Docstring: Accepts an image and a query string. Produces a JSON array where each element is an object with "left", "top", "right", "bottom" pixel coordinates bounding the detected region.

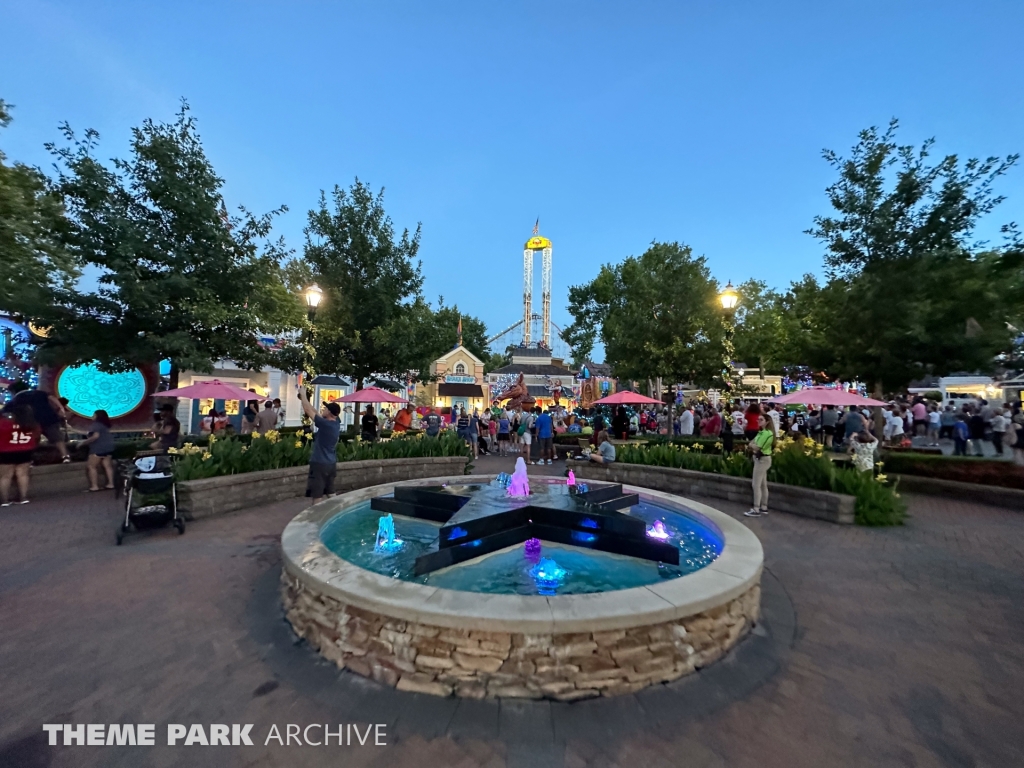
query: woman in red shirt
[{"left": 0, "top": 406, "right": 41, "bottom": 506}]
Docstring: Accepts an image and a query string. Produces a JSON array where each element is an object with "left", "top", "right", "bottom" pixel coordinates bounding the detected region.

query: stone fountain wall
[{"left": 281, "top": 572, "right": 760, "bottom": 701}]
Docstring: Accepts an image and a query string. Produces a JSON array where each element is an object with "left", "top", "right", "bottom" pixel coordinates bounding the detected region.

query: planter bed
[
  {"left": 177, "top": 456, "right": 470, "bottom": 520},
  {"left": 567, "top": 459, "right": 855, "bottom": 524}
]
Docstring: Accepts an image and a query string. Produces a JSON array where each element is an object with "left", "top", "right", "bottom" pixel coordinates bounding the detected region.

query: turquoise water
[{"left": 319, "top": 481, "right": 723, "bottom": 596}]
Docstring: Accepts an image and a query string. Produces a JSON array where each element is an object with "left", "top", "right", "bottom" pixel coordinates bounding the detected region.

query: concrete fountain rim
[{"left": 281, "top": 474, "right": 763, "bottom": 634}]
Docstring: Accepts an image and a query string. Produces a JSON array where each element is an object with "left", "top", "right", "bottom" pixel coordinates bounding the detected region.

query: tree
[
  {"left": 807, "top": 120, "right": 1019, "bottom": 394},
  {"left": 303, "top": 179, "right": 446, "bottom": 388},
  {"left": 0, "top": 100, "right": 78, "bottom": 319},
  {"left": 34, "top": 102, "right": 300, "bottom": 378},
  {"left": 731, "top": 280, "right": 788, "bottom": 374},
  {"left": 565, "top": 241, "right": 727, "bottom": 390}
]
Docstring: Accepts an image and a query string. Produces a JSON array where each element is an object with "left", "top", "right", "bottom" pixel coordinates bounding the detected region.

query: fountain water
[
  {"left": 524, "top": 537, "right": 542, "bottom": 563},
  {"left": 567, "top": 470, "right": 576, "bottom": 486},
  {"left": 529, "top": 557, "right": 567, "bottom": 595},
  {"left": 646, "top": 519, "right": 671, "bottom": 540},
  {"left": 506, "top": 457, "right": 531, "bottom": 497},
  {"left": 373, "top": 513, "right": 403, "bottom": 553}
]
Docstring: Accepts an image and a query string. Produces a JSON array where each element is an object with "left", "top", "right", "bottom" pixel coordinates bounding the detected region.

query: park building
[
  {"left": 486, "top": 346, "right": 575, "bottom": 411},
  {"left": 415, "top": 345, "right": 488, "bottom": 421}
]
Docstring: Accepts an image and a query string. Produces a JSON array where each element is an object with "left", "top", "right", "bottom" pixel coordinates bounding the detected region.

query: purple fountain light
[{"left": 524, "top": 537, "right": 542, "bottom": 563}]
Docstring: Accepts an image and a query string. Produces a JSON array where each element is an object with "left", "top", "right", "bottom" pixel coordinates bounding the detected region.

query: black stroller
[{"left": 116, "top": 455, "right": 185, "bottom": 545}]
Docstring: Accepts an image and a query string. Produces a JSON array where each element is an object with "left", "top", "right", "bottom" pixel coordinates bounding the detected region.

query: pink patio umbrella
[
  {"left": 768, "top": 387, "right": 888, "bottom": 407},
  {"left": 154, "top": 379, "right": 260, "bottom": 401},
  {"left": 334, "top": 386, "right": 408, "bottom": 404},
  {"left": 591, "top": 391, "right": 665, "bottom": 406}
]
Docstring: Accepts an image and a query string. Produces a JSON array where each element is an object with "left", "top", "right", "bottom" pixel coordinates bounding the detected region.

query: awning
[{"left": 438, "top": 383, "right": 485, "bottom": 397}]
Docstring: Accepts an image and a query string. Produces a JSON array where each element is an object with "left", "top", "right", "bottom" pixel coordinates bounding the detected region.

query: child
[{"left": 952, "top": 415, "right": 970, "bottom": 456}]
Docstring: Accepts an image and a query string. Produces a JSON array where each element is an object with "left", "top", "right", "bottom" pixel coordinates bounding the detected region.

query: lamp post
[
  {"left": 304, "top": 283, "right": 323, "bottom": 323},
  {"left": 719, "top": 282, "right": 740, "bottom": 395},
  {"left": 302, "top": 284, "right": 324, "bottom": 396}
]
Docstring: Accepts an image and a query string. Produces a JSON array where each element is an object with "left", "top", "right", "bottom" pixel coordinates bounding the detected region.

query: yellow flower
[
  {"left": 201, "top": 451, "right": 212, "bottom": 460},
  {"left": 208, "top": 434, "right": 217, "bottom": 445},
  {"left": 264, "top": 430, "right": 279, "bottom": 443},
  {"left": 713, "top": 442, "right": 723, "bottom": 451},
  {"left": 294, "top": 441, "right": 302, "bottom": 448},
  {"left": 875, "top": 461, "right": 885, "bottom": 469},
  {"left": 692, "top": 444, "right": 703, "bottom": 451},
  {"left": 875, "top": 473, "right": 888, "bottom": 484},
  {"left": 167, "top": 447, "right": 179, "bottom": 455}
]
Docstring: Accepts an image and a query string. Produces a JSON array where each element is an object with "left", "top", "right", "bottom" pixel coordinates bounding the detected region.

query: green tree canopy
[
  {"left": 806, "top": 120, "right": 1019, "bottom": 393},
  {"left": 33, "top": 102, "right": 300, "bottom": 376},
  {"left": 300, "top": 179, "right": 490, "bottom": 386},
  {"left": 0, "top": 100, "right": 78, "bottom": 320},
  {"left": 564, "top": 241, "right": 727, "bottom": 388}
]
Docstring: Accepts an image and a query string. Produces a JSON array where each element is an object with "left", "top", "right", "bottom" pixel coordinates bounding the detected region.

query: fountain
[
  {"left": 373, "top": 513, "right": 403, "bottom": 553},
  {"left": 281, "top": 473, "right": 763, "bottom": 701},
  {"left": 529, "top": 557, "right": 567, "bottom": 595},
  {"left": 524, "top": 537, "right": 542, "bottom": 563},
  {"left": 506, "top": 457, "right": 531, "bottom": 497},
  {"left": 646, "top": 519, "right": 671, "bottom": 540},
  {"left": 567, "top": 470, "right": 576, "bottom": 486}
]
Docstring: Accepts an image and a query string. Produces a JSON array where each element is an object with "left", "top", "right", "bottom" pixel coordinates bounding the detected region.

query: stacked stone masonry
[{"left": 281, "top": 572, "right": 760, "bottom": 700}]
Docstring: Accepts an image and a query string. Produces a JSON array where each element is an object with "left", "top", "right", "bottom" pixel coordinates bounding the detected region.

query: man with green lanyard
[{"left": 745, "top": 413, "right": 776, "bottom": 517}]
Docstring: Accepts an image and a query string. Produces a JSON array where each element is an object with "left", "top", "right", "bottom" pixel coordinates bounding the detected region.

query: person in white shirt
[
  {"left": 991, "top": 408, "right": 1008, "bottom": 455},
  {"left": 766, "top": 404, "right": 781, "bottom": 433},
  {"left": 678, "top": 407, "right": 694, "bottom": 436},
  {"left": 731, "top": 408, "right": 745, "bottom": 435},
  {"left": 885, "top": 406, "right": 904, "bottom": 445},
  {"left": 927, "top": 405, "right": 941, "bottom": 446}
]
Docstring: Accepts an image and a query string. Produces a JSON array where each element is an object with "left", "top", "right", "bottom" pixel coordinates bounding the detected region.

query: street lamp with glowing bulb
[
  {"left": 304, "top": 283, "right": 323, "bottom": 322},
  {"left": 719, "top": 282, "right": 739, "bottom": 313}
]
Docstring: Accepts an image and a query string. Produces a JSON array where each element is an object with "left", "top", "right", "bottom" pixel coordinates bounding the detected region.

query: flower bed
[
  {"left": 615, "top": 438, "right": 904, "bottom": 526},
  {"left": 880, "top": 453, "right": 1024, "bottom": 490},
  {"left": 171, "top": 431, "right": 472, "bottom": 481}
]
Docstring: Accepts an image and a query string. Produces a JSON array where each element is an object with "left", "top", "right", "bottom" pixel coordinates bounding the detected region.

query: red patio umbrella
[
  {"left": 154, "top": 379, "right": 260, "bottom": 401},
  {"left": 768, "top": 387, "right": 887, "bottom": 407},
  {"left": 591, "top": 391, "right": 665, "bottom": 406},
  {"left": 334, "top": 386, "right": 408, "bottom": 404}
]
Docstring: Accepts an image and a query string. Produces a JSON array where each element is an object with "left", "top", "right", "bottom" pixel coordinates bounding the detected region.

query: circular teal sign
[{"left": 57, "top": 363, "right": 148, "bottom": 419}]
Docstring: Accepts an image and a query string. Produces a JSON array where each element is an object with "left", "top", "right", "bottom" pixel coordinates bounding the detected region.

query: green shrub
[
  {"left": 171, "top": 431, "right": 470, "bottom": 481},
  {"left": 615, "top": 438, "right": 904, "bottom": 526}
]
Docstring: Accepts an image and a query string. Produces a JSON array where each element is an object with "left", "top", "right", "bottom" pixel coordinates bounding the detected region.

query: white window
[{"left": 454, "top": 363, "right": 466, "bottom": 375}]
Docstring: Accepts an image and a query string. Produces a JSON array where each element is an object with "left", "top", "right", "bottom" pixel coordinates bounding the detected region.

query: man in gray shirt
[
  {"left": 298, "top": 387, "right": 341, "bottom": 503},
  {"left": 255, "top": 401, "right": 278, "bottom": 434}
]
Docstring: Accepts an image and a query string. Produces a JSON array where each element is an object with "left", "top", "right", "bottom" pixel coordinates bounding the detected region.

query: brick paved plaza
[{"left": 1, "top": 458, "right": 1022, "bottom": 768}]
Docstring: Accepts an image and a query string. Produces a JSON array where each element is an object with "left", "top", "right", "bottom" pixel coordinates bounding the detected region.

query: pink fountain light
[
  {"left": 567, "top": 470, "right": 576, "bottom": 486},
  {"left": 507, "top": 457, "right": 531, "bottom": 497},
  {"left": 646, "top": 520, "right": 671, "bottom": 540}
]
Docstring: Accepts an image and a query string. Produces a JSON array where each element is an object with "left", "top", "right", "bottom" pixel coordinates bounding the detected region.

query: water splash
[
  {"left": 374, "top": 514, "right": 403, "bottom": 553},
  {"left": 506, "top": 457, "right": 531, "bottom": 497},
  {"left": 567, "top": 470, "right": 576, "bottom": 486},
  {"left": 529, "top": 557, "right": 567, "bottom": 595},
  {"left": 646, "top": 519, "right": 671, "bottom": 540},
  {"left": 524, "top": 537, "right": 542, "bottom": 563}
]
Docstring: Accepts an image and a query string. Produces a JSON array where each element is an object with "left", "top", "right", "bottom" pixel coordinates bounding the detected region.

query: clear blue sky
[{"left": 3, "top": 0, "right": 1022, "bottom": 352}]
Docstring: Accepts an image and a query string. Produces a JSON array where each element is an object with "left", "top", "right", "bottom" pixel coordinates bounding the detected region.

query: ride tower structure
[{"left": 523, "top": 233, "right": 553, "bottom": 347}]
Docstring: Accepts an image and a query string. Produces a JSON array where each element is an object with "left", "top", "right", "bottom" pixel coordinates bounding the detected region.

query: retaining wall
[
  {"left": 567, "top": 459, "right": 856, "bottom": 524},
  {"left": 177, "top": 456, "right": 470, "bottom": 519}
]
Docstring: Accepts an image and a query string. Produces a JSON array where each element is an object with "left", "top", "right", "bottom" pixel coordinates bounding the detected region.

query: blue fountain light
[
  {"left": 529, "top": 557, "right": 567, "bottom": 595},
  {"left": 447, "top": 526, "right": 468, "bottom": 541},
  {"left": 496, "top": 473, "right": 512, "bottom": 487},
  {"left": 571, "top": 531, "right": 597, "bottom": 544},
  {"left": 373, "top": 514, "right": 403, "bottom": 553},
  {"left": 580, "top": 518, "right": 599, "bottom": 529}
]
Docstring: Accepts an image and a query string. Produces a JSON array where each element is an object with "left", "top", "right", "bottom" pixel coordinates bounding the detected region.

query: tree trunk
[{"left": 169, "top": 362, "right": 179, "bottom": 390}]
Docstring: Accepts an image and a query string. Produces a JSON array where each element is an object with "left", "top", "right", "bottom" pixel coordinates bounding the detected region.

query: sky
[{"left": 3, "top": 0, "right": 1023, "bottom": 355}]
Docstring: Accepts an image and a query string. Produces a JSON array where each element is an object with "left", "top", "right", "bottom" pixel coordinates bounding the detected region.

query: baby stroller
[{"left": 117, "top": 455, "right": 184, "bottom": 545}]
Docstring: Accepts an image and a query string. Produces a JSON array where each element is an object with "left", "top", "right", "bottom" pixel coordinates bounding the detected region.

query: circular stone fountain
[{"left": 281, "top": 473, "right": 762, "bottom": 701}]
